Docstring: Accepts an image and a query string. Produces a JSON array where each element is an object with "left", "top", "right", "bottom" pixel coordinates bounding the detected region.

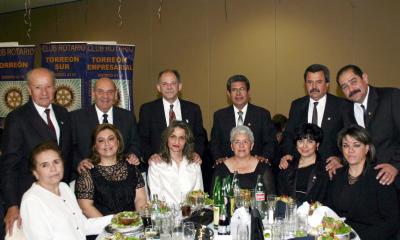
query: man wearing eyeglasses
[
  {"left": 210, "top": 74, "right": 277, "bottom": 164},
  {"left": 70, "top": 77, "right": 141, "bottom": 178}
]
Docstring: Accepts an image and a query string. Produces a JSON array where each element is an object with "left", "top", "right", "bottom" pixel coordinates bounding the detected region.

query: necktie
[
  {"left": 44, "top": 109, "right": 56, "bottom": 134},
  {"left": 102, "top": 113, "right": 108, "bottom": 124},
  {"left": 360, "top": 104, "right": 367, "bottom": 127},
  {"left": 237, "top": 111, "right": 244, "bottom": 126},
  {"left": 312, "top": 102, "right": 319, "bottom": 125},
  {"left": 169, "top": 104, "right": 176, "bottom": 126}
]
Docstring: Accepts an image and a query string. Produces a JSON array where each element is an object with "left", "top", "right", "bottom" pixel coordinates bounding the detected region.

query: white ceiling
[{"left": 0, "top": 0, "right": 80, "bottom": 14}]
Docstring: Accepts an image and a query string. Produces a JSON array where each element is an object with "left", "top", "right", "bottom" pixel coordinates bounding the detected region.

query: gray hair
[
  {"left": 25, "top": 67, "right": 56, "bottom": 85},
  {"left": 230, "top": 126, "right": 254, "bottom": 144}
]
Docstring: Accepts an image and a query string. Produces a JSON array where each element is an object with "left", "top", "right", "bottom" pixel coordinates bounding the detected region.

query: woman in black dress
[
  {"left": 211, "top": 125, "right": 275, "bottom": 194},
  {"left": 326, "top": 125, "right": 399, "bottom": 240},
  {"left": 75, "top": 124, "right": 147, "bottom": 217},
  {"left": 278, "top": 123, "right": 329, "bottom": 205}
]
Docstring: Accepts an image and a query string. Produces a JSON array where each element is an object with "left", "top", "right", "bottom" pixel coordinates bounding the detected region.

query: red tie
[
  {"left": 44, "top": 109, "right": 56, "bottom": 135},
  {"left": 169, "top": 104, "right": 176, "bottom": 126}
]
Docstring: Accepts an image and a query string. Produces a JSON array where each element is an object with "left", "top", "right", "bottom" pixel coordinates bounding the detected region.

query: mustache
[
  {"left": 310, "top": 88, "right": 320, "bottom": 93},
  {"left": 349, "top": 89, "right": 361, "bottom": 98}
]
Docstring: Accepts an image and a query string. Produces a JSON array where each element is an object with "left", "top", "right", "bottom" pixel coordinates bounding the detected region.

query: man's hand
[
  {"left": 77, "top": 158, "right": 94, "bottom": 174},
  {"left": 326, "top": 156, "right": 343, "bottom": 179},
  {"left": 192, "top": 153, "right": 202, "bottom": 164},
  {"left": 254, "top": 155, "right": 271, "bottom": 165},
  {"left": 375, "top": 163, "right": 399, "bottom": 185},
  {"left": 148, "top": 154, "right": 162, "bottom": 165},
  {"left": 213, "top": 157, "right": 228, "bottom": 167},
  {"left": 4, "top": 206, "right": 21, "bottom": 236},
  {"left": 126, "top": 153, "right": 140, "bottom": 165},
  {"left": 279, "top": 154, "right": 293, "bottom": 170}
]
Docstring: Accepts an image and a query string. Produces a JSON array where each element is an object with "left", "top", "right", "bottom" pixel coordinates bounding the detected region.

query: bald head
[
  {"left": 26, "top": 68, "right": 56, "bottom": 108},
  {"left": 93, "top": 78, "right": 117, "bottom": 113}
]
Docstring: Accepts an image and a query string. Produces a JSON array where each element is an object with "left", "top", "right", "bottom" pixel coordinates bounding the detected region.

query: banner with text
[
  {"left": 41, "top": 43, "right": 87, "bottom": 111},
  {"left": 0, "top": 46, "right": 35, "bottom": 119},
  {"left": 86, "top": 44, "right": 135, "bottom": 111},
  {"left": 41, "top": 43, "right": 135, "bottom": 111}
]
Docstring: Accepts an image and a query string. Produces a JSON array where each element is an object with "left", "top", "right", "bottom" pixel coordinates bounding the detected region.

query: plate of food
[
  {"left": 106, "top": 211, "right": 143, "bottom": 234},
  {"left": 102, "top": 232, "right": 142, "bottom": 240},
  {"left": 320, "top": 216, "right": 352, "bottom": 240}
]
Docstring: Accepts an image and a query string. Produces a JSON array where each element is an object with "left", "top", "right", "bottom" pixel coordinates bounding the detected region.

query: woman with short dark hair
[
  {"left": 326, "top": 125, "right": 399, "bottom": 240},
  {"left": 20, "top": 141, "right": 112, "bottom": 240},
  {"left": 278, "top": 123, "right": 328, "bottom": 204}
]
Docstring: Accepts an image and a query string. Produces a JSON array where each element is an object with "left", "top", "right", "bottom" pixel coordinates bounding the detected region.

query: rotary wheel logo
[
  {"left": 4, "top": 88, "right": 23, "bottom": 110},
  {"left": 55, "top": 85, "right": 74, "bottom": 108}
]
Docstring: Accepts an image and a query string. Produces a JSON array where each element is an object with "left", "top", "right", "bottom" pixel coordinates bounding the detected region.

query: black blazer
[
  {"left": 326, "top": 166, "right": 399, "bottom": 240},
  {"left": 70, "top": 105, "right": 141, "bottom": 176},
  {"left": 0, "top": 99, "right": 72, "bottom": 209},
  {"left": 210, "top": 103, "right": 277, "bottom": 161},
  {"left": 138, "top": 98, "right": 206, "bottom": 162},
  {"left": 342, "top": 86, "right": 400, "bottom": 170},
  {"left": 278, "top": 153, "right": 329, "bottom": 204},
  {"left": 280, "top": 93, "right": 346, "bottom": 160}
]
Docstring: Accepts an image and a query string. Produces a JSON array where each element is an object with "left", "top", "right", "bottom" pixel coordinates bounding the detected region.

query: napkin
[
  {"left": 230, "top": 207, "right": 251, "bottom": 240},
  {"left": 250, "top": 208, "right": 263, "bottom": 240},
  {"left": 296, "top": 201, "right": 310, "bottom": 217}
]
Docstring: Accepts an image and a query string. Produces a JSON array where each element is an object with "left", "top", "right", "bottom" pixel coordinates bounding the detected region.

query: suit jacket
[
  {"left": 210, "top": 103, "right": 277, "bottom": 161},
  {"left": 280, "top": 94, "right": 346, "bottom": 160},
  {"left": 278, "top": 153, "right": 329, "bottom": 204},
  {"left": 70, "top": 105, "right": 141, "bottom": 177},
  {"left": 138, "top": 98, "right": 206, "bottom": 162},
  {"left": 0, "top": 99, "right": 72, "bottom": 209},
  {"left": 342, "top": 86, "right": 400, "bottom": 170},
  {"left": 326, "top": 166, "right": 399, "bottom": 240}
]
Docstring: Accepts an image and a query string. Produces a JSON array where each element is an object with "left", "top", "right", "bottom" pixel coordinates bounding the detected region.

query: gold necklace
[{"left": 347, "top": 172, "right": 360, "bottom": 185}]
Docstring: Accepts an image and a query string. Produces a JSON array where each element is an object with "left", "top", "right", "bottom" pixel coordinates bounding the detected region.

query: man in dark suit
[
  {"left": 138, "top": 69, "right": 206, "bottom": 164},
  {"left": 337, "top": 64, "right": 400, "bottom": 186},
  {"left": 0, "top": 68, "right": 72, "bottom": 235},
  {"left": 279, "top": 64, "right": 346, "bottom": 174},
  {"left": 210, "top": 75, "right": 277, "bottom": 162},
  {"left": 71, "top": 77, "right": 141, "bottom": 176}
]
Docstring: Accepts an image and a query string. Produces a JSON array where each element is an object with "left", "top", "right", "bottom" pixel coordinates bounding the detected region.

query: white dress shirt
[
  {"left": 33, "top": 102, "right": 60, "bottom": 143},
  {"left": 148, "top": 157, "right": 203, "bottom": 204},
  {"left": 95, "top": 105, "right": 113, "bottom": 124},
  {"left": 307, "top": 94, "right": 327, "bottom": 127},
  {"left": 20, "top": 182, "right": 113, "bottom": 240},
  {"left": 162, "top": 98, "right": 182, "bottom": 126},
  {"left": 233, "top": 103, "right": 248, "bottom": 126},
  {"left": 353, "top": 86, "right": 370, "bottom": 128}
]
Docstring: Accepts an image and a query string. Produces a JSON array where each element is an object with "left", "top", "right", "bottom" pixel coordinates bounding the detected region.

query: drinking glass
[
  {"left": 237, "top": 223, "right": 249, "bottom": 240},
  {"left": 266, "top": 194, "right": 277, "bottom": 210},
  {"left": 144, "top": 226, "right": 160, "bottom": 240},
  {"left": 140, "top": 209, "right": 153, "bottom": 228},
  {"left": 272, "top": 217, "right": 284, "bottom": 240},
  {"left": 183, "top": 222, "right": 196, "bottom": 240},
  {"left": 284, "top": 201, "right": 297, "bottom": 238},
  {"left": 172, "top": 222, "right": 184, "bottom": 240}
]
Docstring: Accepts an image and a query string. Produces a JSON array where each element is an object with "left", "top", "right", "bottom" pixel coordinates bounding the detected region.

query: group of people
[{"left": 0, "top": 63, "right": 398, "bottom": 240}]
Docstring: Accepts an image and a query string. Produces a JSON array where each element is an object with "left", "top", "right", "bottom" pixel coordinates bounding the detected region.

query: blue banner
[
  {"left": 0, "top": 46, "right": 35, "bottom": 118},
  {"left": 86, "top": 44, "right": 135, "bottom": 111},
  {"left": 41, "top": 43, "right": 87, "bottom": 111}
]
